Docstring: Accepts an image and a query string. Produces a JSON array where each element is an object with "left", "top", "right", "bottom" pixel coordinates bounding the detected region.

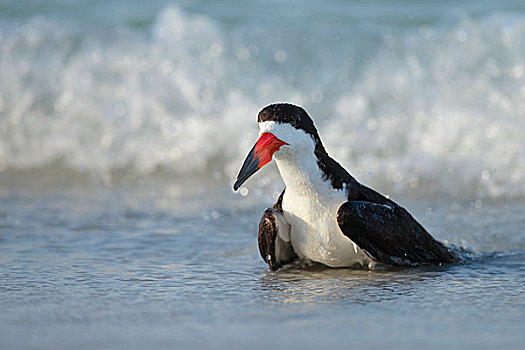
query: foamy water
[{"left": 0, "top": 1, "right": 524, "bottom": 198}]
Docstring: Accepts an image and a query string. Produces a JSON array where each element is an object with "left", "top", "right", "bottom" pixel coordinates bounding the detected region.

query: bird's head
[{"left": 233, "top": 103, "right": 322, "bottom": 191}]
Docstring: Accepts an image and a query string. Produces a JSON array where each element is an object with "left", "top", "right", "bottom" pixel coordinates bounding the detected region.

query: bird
[{"left": 233, "top": 103, "right": 457, "bottom": 271}]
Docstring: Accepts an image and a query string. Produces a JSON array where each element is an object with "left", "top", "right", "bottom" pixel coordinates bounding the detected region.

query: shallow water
[
  {"left": 1, "top": 182, "right": 524, "bottom": 349},
  {"left": 1, "top": 0, "right": 525, "bottom": 348}
]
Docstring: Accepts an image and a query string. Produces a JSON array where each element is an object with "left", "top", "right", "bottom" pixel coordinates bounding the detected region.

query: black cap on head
[{"left": 257, "top": 103, "right": 321, "bottom": 142}]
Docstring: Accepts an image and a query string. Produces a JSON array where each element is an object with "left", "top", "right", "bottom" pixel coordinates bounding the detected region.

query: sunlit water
[
  {"left": 1, "top": 180, "right": 524, "bottom": 349},
  {"left": 1, "top": 0, "right": 525, "bottom": 349}
]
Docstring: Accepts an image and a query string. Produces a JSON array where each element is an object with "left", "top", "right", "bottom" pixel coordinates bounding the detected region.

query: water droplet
[
  {"left": 236, "top": 48, "right": 250, "bottom": 61},
  {"left": 274, "top": 50, "right": 287, "bottom": 63},
  {"left": 311, "top": 90, "right": 323, "bottom": 103},
  {"left": 408, "top": 177, "right": 420, "bottom": 189},
  {"left": 392, "top": 172, "right": 403, "bottom": 183},
  {"left": 511, "top": 65, "right": 523, "bottom": 79},
  {"left": 100, "top": 134, "right": 113, "bottom": 149},
  {"left": 456, "top": 30, "right": 468, "bottom": 42},
  {"left": 209, "top": 43, "right": 222, "bottom": 57}
]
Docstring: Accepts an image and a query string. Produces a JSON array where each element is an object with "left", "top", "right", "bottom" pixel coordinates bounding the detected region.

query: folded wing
[
  {"left": 337, "top": 200, "right": 456, "bottom": 266},
  {"left": 258, "top": 189, "right": 296, "bottom": 270}
]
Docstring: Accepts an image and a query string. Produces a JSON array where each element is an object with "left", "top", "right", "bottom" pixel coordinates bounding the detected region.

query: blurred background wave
[{"left": 0, "top": 0, "right": 524, "bottom": 199}]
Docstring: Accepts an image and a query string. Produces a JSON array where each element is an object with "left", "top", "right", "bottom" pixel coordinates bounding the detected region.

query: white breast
[{"left": 279, "top": 165, "right": 372, "bottom": 268}]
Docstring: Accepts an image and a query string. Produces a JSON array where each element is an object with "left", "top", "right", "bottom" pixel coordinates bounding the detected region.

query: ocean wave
[{"left": 0, "top": 6, "right": 524, "bottom": 198}]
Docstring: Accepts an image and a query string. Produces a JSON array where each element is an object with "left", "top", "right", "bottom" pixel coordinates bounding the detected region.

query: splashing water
[{"left": 0, "top": 2, "right": 524, "bottom": 199}]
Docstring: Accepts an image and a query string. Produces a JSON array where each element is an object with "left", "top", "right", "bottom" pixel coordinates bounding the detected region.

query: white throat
[
  {"left": 274, "top": 150, "right": 329, "bottom": 198},
  {"left": 258, "top": 120, "right": 332, "bottom": 195}
]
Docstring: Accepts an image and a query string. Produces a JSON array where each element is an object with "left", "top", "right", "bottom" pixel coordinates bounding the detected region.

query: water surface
[{"left": 1, "top": 182, "right": 524, "bottom": 349}]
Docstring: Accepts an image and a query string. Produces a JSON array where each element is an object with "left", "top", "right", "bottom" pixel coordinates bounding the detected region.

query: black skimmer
[{"left": 234, "top": 103, "right": 457, "bottom": 270}]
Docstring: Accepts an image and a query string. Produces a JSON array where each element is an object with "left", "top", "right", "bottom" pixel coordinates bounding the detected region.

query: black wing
[
  {"left": 337, "top": 196, "right": 457, "bottom": 266},
  {"left": 258, "top": 189, "right": 297, "bottom": 270}
]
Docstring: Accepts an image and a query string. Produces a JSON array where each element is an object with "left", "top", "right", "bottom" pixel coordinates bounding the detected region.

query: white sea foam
[
  {"left": 0, "top": 5, "right": 524, "bottom": 198},
  {"left": 325, "top": 14, "right": 525, "bottom": 199}
]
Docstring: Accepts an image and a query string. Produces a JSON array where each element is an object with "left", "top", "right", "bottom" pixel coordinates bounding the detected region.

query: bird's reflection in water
[{"left": 257, "top": 262, "right": 453, "bottom": 306}]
